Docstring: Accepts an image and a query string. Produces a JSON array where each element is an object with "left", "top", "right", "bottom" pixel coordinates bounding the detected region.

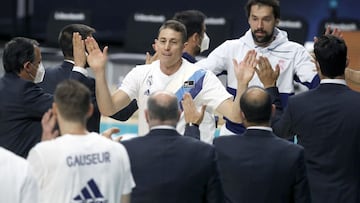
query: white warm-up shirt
[
  {"left": 27, "top": 133, "right": 135, "bottom": 203},
  {"left": 0, "top": 147, "right": 39, "bottom": 203},
  {"left": 196, "top": 28, "right": 319, "bottom": 135}
]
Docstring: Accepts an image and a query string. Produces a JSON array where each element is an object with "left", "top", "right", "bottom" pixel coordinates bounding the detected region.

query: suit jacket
[
  {"left": 0, "top": 71, "right": 95, "bottom": 157},
  {"left": 214, "top": 129, "right": 310, "bottom": 203},
  {"left": 39, "top": 61, "right": 137, "bottom": 132},
  {"left": 39, "top": 61, "right": 101, "bottom": 132},
  {"left": 0, "top": 73, "right": 53, "bottom": 157},
  {"left": 273, "top": 83, "right": 360, "bottom": 203},
  {"left": 122, "top": 128, "right": 225, "bottom": 203}
]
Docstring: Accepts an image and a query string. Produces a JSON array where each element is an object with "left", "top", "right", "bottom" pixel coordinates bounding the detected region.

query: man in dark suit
[
  {"left": 38, "top": 24, "right": 138, "bottom": 132},
  {"left": 214, "top": 86, "right": 310, "bottom": 203},
  {"left": 122, "top": 91, "right": 225, "bottom": 203},
  {"left": 0, "top": 36, "right": 91, "bottom": 157},
  {"left": 273, "top": 35, "right": 360, "bottom": 203}
]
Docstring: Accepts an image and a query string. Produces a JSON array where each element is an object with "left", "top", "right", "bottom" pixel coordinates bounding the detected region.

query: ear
[
  {"left": 193, "top": 33, "right": 203, "bottom": 46},
  {"left": 271, "top": 104, "right": 276, "bottom": 117},
  {"left": 240, "top": 111, "right": 246, "bottom": 121},
  {"left": 145, "top": 109, "right": 150, "bottom": 124},
  {"left": 177, "top": 110, "right": 181, "bottom": 122},
  {"left": 315, "top": 61, "right": 321, "bottom": 74},
  {"left": 192, "top": 32, "right": 200, "bottom": 42},
  {"left": 240, "top": 111, "right": 248, "bottom": 127},
  {"left": 275, "top": 18, "right": 280, "bottom": 26},
  {"left": 346, "top": 56, "right": 350, "bottom": 67},
  {"left": 52, "top": 103, "right": 58, "bottom": 116},
  {"left": 23, "top": 61, "right": 32, "bottom": 73},
  {"left": 86, "top": 103, "right": 94, "bottom": 118}
]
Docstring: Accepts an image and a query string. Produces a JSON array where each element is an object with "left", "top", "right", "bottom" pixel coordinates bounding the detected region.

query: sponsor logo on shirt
[
  {"left": 73, "top": 179, "right": 108, "bottom": 203},
  {"left": 183, "top": 80, "right": 195, "bottom": 88}
]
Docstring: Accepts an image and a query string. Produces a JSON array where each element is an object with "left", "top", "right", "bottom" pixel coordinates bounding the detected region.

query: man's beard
[{"left": 252, "top": 29, "right": 274, "bottom": 45}]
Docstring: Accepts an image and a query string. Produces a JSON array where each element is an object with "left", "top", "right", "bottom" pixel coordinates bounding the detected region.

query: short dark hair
[
  {"left": 54, "top": 80, "right": 91, "bottom": 123},
  {"left": 173, "top": 10, "right": 206, "bottom": 41},
  {"left": 245, "top": 0, "right": 280, "bottom": 19},
  {"left": 158, "top": 20, "right": 187, "bottom": 43},
  {"left": 314, "top": 35, "right": 347, "bottom": 78},
  {"left": 147, "top": 92, "right": 179, "bottom": 122},
  {"left": 2, "top": 37, "right": 39, "bottom": 74},
  {"left": 58, "top": 24, "right": 95, "bottom": 58},
  {"left": 240, "top": 86, "right": 272, "bottom": 123}
]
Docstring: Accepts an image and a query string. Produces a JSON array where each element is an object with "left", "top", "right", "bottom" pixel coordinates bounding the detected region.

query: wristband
[{"left": 186, "top": 123, "right": 199, "bottom": 127}]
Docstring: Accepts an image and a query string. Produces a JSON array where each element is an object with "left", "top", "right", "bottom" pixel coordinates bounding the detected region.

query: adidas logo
[{"left": 73, "top": 179, "right": 108, "bottom": 203}]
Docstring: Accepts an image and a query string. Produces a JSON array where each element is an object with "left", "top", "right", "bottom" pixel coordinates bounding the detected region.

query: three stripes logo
[{"left": 73, "top": 179, "right": 108, "bottom": 203}]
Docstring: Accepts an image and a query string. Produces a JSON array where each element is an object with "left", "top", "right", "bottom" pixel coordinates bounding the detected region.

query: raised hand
[
  {"left": 181, "top": 93, "right": 206, "bottom": 126},
  {"left": 102, "top": 127, "right": 122, "bottom": 142},
  {"left": 41, "top": 109, "right": 59, "bottom": 141},
  {"left": 72, "top": 32, "right": 86, "bottom": 68},
  {"left": 145, "top": 51, "right": 159, "bottom": 64},
  {"left": 233, "top": 50, "right": 257, "bottom": 86},
  {"left": 256, "top": 56, "right": 280, "bottom": 88},
  {"left": 145, "top": 42, "right": 159, "bottom": 64},
  {"left": 84, "top": 36, "right": 108, "bottom": 74},
  {"left": 314, "top": 25, "right": 343, "bottom": 43}
]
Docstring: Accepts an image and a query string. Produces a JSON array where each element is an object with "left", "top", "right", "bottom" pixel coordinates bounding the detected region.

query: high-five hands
[
  {"left": 72, "top": 32, "right": 109, "bottom": 74},
  {"left": 72, "top": 32, "right": 87, "bottom": 68},
  {"left": 233, "top": 50, "right": 257, "bottom": 86},
  {"left": 256, "top": 56, "right": 280, "bottom": 88},
  {"left": 233, "top": 50, "right": 279, "bottom": 88},
  {"left": 84, "top": 36, "right": 108, "bottom": 74},
  {"left": 182, "top": 93, "right": 206, "bottom": 126}
]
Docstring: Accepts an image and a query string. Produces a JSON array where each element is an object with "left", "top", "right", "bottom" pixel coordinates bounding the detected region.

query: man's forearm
[{"left": 94, "top": 71, "right": 118, "bottom": 116}]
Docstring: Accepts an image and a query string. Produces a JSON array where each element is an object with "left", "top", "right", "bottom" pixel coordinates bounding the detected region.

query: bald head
[
  {"left": 240, "top": 86, "right": 272, "bottom": 126},
  {"left": 146, "top": 91, "right": 180, "bottom": 127}
]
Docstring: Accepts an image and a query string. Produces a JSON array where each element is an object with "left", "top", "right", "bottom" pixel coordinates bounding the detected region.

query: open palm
[
  {"left": 233, "top": 50, "right": 257, "bottom": 85},
  {"left": 85, "top": 36, "right": 108, "bottom": 73}
]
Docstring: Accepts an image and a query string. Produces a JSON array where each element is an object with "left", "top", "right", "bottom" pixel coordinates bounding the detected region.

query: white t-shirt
[
  {"left": 27, "top": 133, "right": 135, "bottom": 203},
  {"left": 120, "top": 59, "right": 232, "bottom": 143},
  {"left": 0, "top": 147, "right": 39, "bottom": 203}
]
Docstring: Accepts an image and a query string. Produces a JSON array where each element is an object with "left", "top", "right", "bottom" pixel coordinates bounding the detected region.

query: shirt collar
[
  {"left": 247, "top": 126, "right": 273, "bottom": 132},
  {"left": 150, "top": 125, "right": 176, "bottom": 130},
  {"left": 320, "top": 79, "right": 346, "bottom": 85},
  {"left": 182, "top": 52, "right": 197, "bottom": 63},
  {"left": 64, "top": 59, "right": 75, "bottom": 64}
]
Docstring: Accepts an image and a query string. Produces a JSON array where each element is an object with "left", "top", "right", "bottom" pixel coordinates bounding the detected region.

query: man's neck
[
  {"left": 320, "top": 74, "right": 345, "bottom": 80},
  {"left": 59, "top": 122, "right": 88, "bottom": 136},
  {"left": 183, "top": 46, "right": 196, "bottom": 58},
  {"left": 160, "top": 59, "right": 182, "bottom": 75}
]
